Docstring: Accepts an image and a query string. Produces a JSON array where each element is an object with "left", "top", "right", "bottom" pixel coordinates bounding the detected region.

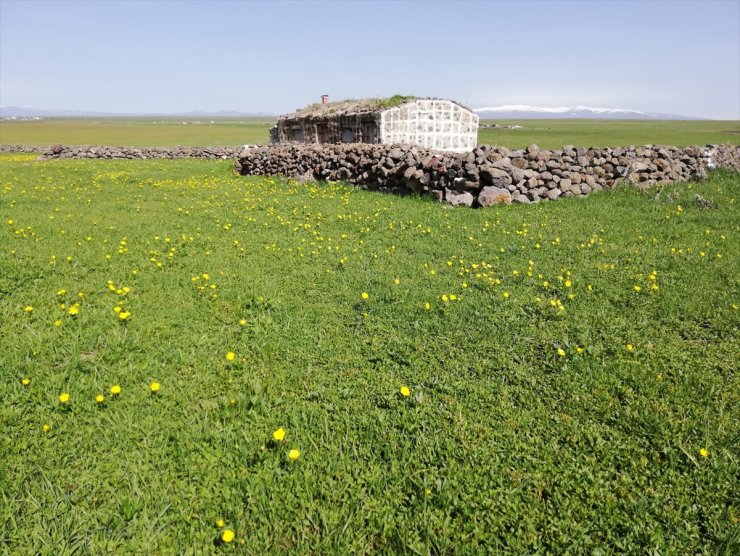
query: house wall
[
  {"left": 271, "top": 114, "right": 381, "bottom": 146},
  {"left": 379, "top": 100, "right": 478, "bottom": 153}
]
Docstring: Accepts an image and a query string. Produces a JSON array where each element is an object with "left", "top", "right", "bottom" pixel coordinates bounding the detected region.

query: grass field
[
  {"left": 1, "top": 118, "right": 738, "bottom": 149},
  {"left": 1, "top": 154, "right": 738, "bottom": 553}
]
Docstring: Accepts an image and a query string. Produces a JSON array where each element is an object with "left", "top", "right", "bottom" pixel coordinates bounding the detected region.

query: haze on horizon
[{"left": 1, "top": 0, "right": 738, "bottom": 120}]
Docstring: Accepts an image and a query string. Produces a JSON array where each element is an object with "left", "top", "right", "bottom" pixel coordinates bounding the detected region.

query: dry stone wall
[
  {"left": 3, "top": 142, "right": 737, "bottom": 206},
  {"left": 0, "top": 144, "right": 243, "bottom": 159},
  {"left": 236, "top": 143, "right": 739, "bottom": 206}
]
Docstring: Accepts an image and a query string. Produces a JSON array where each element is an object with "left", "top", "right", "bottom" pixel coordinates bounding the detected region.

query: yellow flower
[
  {"left": 95, "top": 394, "right": 105, "bottom": 403},
  {"left": 239, "top": 319, "right": 247, "bottom": 326},
  {"left": 59, "top": 392, "right": 70, "bottom": 404},
  {"left": 226, "top": 351, "right": 235, "bottom": 361},
  {"left": 68, "top": 305, "right": 79, "bottom": 316},
  {"left": 400, "top": 386, "right": 410, "bottom": 397},
  {"left": 113, "top": 306, "right": 122, "bottom": 314},
  {"left": 288, "top": 449, "right": 301, "bottom": 461},
  {"left": 576, "top": 347, "right": 583, "bottom": 354},
  {"left": 557, "top": 348, "right": 566, "bottom": 357},
  {"left": 150, "top": 382, "right": 160, "bottom": 393},
  {"left": 221, "top": 529, "right": 235, "bottom": 543},
  {"left": 21, "top": 377, "right": 30, "bottom": 386},
  {"left": 502, "top": 292, "right": 510, "bottom": 299},
  {"left": 110, "top": 384, "right": 121, "bottom": 395},
  {"left": 699, "top": 448, "right": 709, "bottom": 458},
  {"left": 273, "top": 427, "right": 286, "bottom": 441},
  {"left": 393, "top": 278, "right": 400, "bottom": 285},
  {"left": 118, "top": 311, "right": 131, "bottom": 320},
  {"left": 361, "top": 292, "right": 369, "bottom": 300},
  {"left": 424, "top": 302, "right": 431, "bottom": 311},
  {"left": 633, "top": 285, "right": 641, "bottom": 293},
  {"left": 42, "top": 423, "right": 50, "bottom": 432},
  {"left": 216, "top": 518, "right": 225, "bottom": 528},
  {"left": 626, "top": 344, "right": 635, "bottom": 352},
  {"left": 54, "top": 319, "right": 62, "bottom": 327},
  {"left": 449, "top": 294, "right": 458, "bottom": 301},
  {"left": 441, "top": 294, "right": 449, "bottom": 302},
  {"left": 24, "top": 306, "right": 33, "bottom": 313}
]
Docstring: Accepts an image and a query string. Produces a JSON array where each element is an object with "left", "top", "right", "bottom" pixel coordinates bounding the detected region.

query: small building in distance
[{"left": 269, "top": 95, "right": 479, "bottom": 153}]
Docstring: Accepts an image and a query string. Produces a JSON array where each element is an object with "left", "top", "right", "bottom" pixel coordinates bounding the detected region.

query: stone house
[{"left": 269, "top": 96, "right": 479, "bottom": 153}]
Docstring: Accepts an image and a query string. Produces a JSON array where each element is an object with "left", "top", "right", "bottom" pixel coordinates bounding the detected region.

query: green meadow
[
  {"left": 1, "top": 118, "right": 738, "bottom": 149},
  {"left": 1, "top": 153, "right": 738, "bottom": 553}
]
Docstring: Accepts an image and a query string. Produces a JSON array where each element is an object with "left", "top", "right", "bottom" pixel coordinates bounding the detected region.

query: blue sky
[{"left": 1, "top": 0, "right": 738, "bottom": 119}]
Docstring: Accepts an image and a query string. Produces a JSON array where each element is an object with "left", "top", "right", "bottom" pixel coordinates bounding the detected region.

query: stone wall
[
  {"left": 236, "top": 143, "right": 739, "bottom": 206},
  {"left": 3, "top": 142, "right": 737, "bottom": 207},
  {"left": 0, "top": 144, "right": 243, "bottom": 159}
]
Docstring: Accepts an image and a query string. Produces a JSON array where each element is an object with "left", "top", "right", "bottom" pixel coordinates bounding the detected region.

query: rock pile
[{"left": 236, "top": 143, "right": 739, "bottom": 205}]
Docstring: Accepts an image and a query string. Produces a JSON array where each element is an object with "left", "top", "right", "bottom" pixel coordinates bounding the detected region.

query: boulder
[
  {"left": 445, "top": 189, "right": 474, "bottom": 207},
  {"left": 480, "top": 166, "right": 512, "bottom": 187},
  {"left": 478, "top": 186, "right": 512, "bottom": 206}
]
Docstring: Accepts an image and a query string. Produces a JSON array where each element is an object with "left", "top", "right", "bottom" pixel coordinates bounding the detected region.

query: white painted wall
[{"left": 379, "top": 100, "right": 478, "bottom": 153}]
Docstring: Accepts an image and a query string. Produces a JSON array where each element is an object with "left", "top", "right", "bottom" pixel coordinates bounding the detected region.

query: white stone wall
[{"left": 379, "top": 99, "right": 479, "bottom": 153}]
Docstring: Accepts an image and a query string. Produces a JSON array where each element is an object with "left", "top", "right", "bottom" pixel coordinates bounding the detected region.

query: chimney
[{"left": 321, "top": 94, "right": 329, "bottom": 105}]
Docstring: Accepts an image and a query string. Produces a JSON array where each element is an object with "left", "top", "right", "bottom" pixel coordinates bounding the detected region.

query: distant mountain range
[
  {"left": 0, "top": 106, "right": 275, "bottom": 118},
  {"left": 2, "top": 104, "right": 704, "bottom": 120},
  {"left": 473, "top": 104, "right": 703, "bottom": 120}
]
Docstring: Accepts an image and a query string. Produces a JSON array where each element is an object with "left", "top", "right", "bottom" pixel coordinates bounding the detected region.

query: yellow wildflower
[
  {"left": 24, "top": 306, "right": 33, "bottom": 313},
  {"left": 96, "top": 394, "right": 105, "bottom": 403},
  {"left": 699, "top": 448, "right": 709, "bottom": 458},
  {"left": 221, "top": 529, "right": 235, "bottom": 543},
  {"left": 273, "top": 427, "right": 286, "bottom": 441},
  {"left": 59, "top": 392, "right": 70, "bottom": 404},
  {"left": 150, "top": 382, "right": 160, "bottom": 393},
  {"left": 226, "top": 351, "right": 235, "bottom": 361},
  {"left": 110, "top": 384, "right": 121, "bottom": 395},
  {"left": 288, "top": 449, "right": 301, "bottom": 461},
  {"left": 22, "top": 377, "right": 30, "bottom": 386},
  {"left": 361, "top": 292, "right": 369, "bottom": 300},
  {"left": 400, "top": 386, "right": 410, "bottom": 397},
  {"left": 557, "top": 348, "right": 566, "bottom": 357}
]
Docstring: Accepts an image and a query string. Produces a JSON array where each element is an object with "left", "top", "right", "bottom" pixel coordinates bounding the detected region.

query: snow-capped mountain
[{"left": 473, "top": 104, "right": 701, "bottom": 120}]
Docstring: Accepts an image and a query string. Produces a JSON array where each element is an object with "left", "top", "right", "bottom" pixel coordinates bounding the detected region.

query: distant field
[
  {"left": 0, "top": 117, "right": 272, "bottom": 147},
  {"left": 478, "top": 119, "right": 740, "bottom": 150},
  {"left": 0, "top": 117, "right": 738, "bottom": 149}
]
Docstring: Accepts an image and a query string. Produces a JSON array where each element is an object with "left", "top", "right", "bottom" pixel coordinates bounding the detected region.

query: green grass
[
  {"left": 1, "top": 154, "right": 738, "bottom": 553},
  {"left": 1, "top": 118, "right": 737, "bottom": 149}
]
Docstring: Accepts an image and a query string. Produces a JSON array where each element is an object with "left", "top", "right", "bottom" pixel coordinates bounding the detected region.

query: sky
[{"left": 1, "top": 0, "right": 738, "bottom": 119}]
